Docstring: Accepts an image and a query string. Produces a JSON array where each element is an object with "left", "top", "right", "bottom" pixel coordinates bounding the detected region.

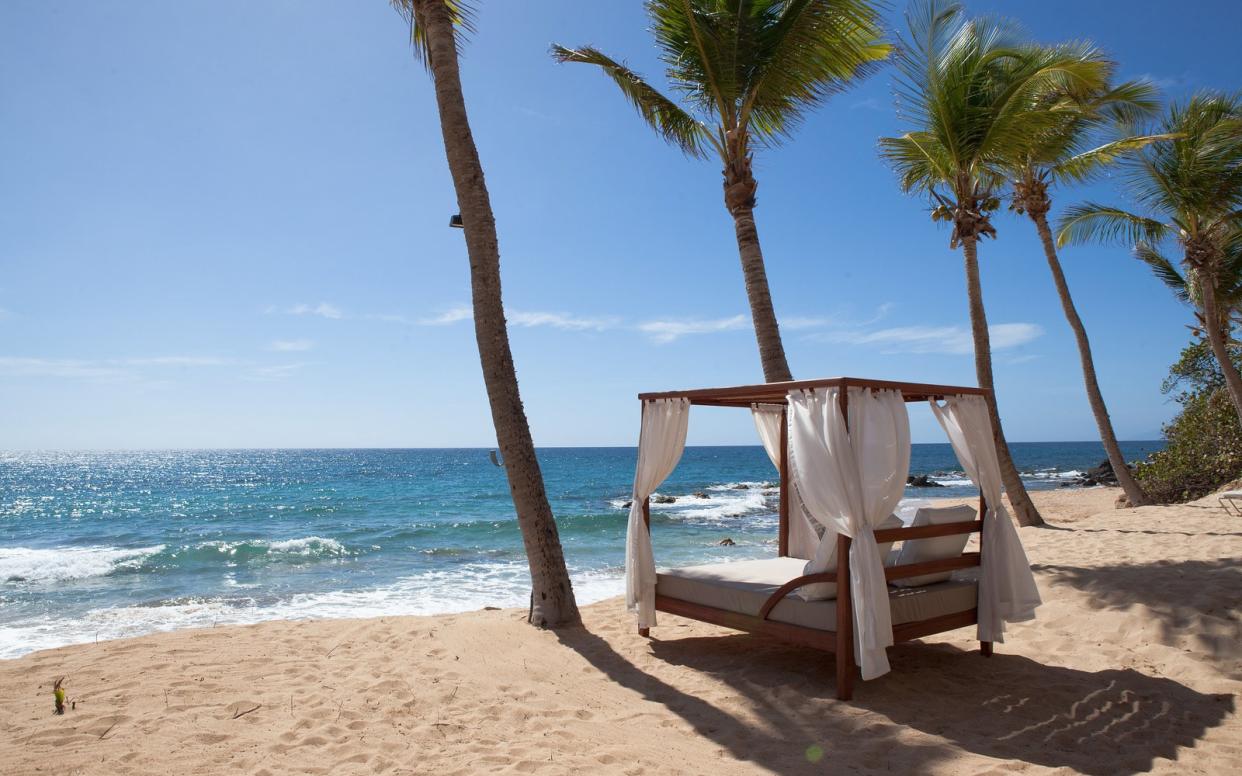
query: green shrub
[{"left": 1135, "top": 382, "right": 1242, "bottom": 504}]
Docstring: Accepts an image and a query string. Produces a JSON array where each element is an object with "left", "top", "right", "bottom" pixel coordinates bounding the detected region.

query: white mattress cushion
[
  {"left": 795, "top": 513, "right": 904, "bottom": 602},
  {"left": 654, "top": 557, "right": 977, "bottom": 631},
  {"left": 891, "top": 504, "right": 976, "bottom": 587}
]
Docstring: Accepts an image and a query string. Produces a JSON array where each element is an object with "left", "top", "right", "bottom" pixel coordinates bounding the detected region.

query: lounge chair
[{"left": 625, "top": 377, "right": 1042, "bottom": 700}]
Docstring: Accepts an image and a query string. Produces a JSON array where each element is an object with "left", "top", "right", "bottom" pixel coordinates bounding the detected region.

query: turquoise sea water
[{"left": 0, "top": 442, "right": 1162, "bottom": 658}]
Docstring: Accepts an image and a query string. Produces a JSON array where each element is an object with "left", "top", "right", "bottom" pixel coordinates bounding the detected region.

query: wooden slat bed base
[
  {"left": 891, "top": 608, "right": 978, "bottom": 641},
  {"left": 654, "top": 595, "right": 838, "bottom": 652},
  {"left": 653, "top": 595, "right": 980, "bottom": 655}
]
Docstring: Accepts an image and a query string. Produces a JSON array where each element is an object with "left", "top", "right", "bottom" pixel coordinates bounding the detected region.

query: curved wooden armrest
[{"left": 759, "top": 572, "right": 838, "bottom": 620}]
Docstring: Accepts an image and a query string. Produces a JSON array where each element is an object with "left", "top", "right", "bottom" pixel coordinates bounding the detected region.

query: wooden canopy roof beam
[{"left": 637, "top": 376, "right": 989, "bottom": 406}]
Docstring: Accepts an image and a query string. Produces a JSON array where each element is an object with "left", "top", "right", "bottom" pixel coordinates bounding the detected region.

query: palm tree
[
  {"left": 1058, "top": 93, "right": 1242, "bottom": 423},
  {"left": 879, "top": 1, "right": 1116, "bottom": 527},
  {"left": 552, "top": 0, "right": 889, "bottom": 383},
  {"left": 393, "top": 0, "right": 579, "bottom": 626},
  {"left": 1002, "top": 62, "right": 1160, "bottom": 506},
  {"left": 1137, "top": 229, "right": 1242, "bottom": 342}
]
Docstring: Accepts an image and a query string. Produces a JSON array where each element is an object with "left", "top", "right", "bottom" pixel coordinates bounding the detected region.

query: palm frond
[
  {"left": 1094, "top": 79, "right": 1161, "bottom": 125},
  {"left": 878, "top": 132, "right": 953, "bottom": 193},
  {"left": 1134, "top": 243, "right": 1191, "bottom": 302},
  {"left": 740, "top": 0, "right": 890, "bottom": 143},
  {"left": 1056, "top": 202, "right": 1170, "bottom": 247},
  {"left": 391, "top": 0, "right": 477, "bottom": 70},
  {"left": 550, "top": 44, "right": 713, "bottom": 159},
  {"left": 645, "top": 0, "right": 735, "bottom": 122},
  {"left": 1051, "top": 134, "right": 1175, "bottom": 184}
]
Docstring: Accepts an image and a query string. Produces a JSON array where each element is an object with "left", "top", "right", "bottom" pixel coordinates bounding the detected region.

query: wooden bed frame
[{"left": 636, "top": 376, "right": 993, "bottom": 700}]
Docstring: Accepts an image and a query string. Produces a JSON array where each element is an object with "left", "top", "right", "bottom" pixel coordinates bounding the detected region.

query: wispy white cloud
[
  {"left": 283, "top": 302, "right": 343, "bottom": 320},
  {"left": 363, "top": 313, "right": 415, "bottom": 325},
  {"left": 780, "top": 316, "right": 833, "bottom": 331},
  {"left": 1004, "top": 353, "right": 1041, "bottom": 365},
  {"left": 822, "top": 322, "right": 1042, "bottom": 355},
  {"left": 419, "top": 305, "right": 619, "bottom": 332},
  {"left": 243, "top": 363, "right": 308, "bottom": 382},
  {"left": 119, "top": 356, "right": 232, "bottom": 367},
  {"left": 419, "top": 306, "right": 473, "bottom": 326},
  {"left": 509, "top": 311, "right": 620, "bottom": 331},
  {"left": 638, "top": 315, "right": 749, "bottom": 344},
  {"left": 850, "top": 96, "right": 884, "bottom": 112},
  {"left": 0, "top": 353, "right": 311, "bottom": 386},
  {"left": 781, "top": 303, "right": 895, "bottom": 332},
  {"left": 268, "top": 339, "right": 314, "bottom": 353},
  {"left": 1132, "top": 72, "right": 1189, "bottom": 92},
  {"left": 0, "top": 357, "right": 130, "bottom": 381}
]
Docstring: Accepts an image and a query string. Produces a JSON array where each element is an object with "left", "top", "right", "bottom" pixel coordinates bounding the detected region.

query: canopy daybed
[{"left": 625, "top": 377, "right": 1042, "bottom": 700}]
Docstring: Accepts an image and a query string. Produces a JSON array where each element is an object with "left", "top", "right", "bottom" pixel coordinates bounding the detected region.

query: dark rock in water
[
  {"left": 732, "top": 483, "right": 750, "bottom": 490},
  {"left": 693, "top": 491, "right": 710, "bottom": 499},
  {"left": 652, "top": 494, "right": 676, "bottom": 504},
  {"left": 906, "top": 474, "right": 945, "bottom": 488},
  {"left": 621, "top": 500, "right": 632, "bottom": 510},
  {"left": 718, "top": 537, "right": 736, "bottom": 546},
  {"left": 1074, "top": 459, "right": 1121, "bottom": 487}
]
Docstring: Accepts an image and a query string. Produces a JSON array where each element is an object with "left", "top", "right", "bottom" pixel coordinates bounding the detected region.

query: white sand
[{"left": 1, "top": 487, "right": 1239, "bottom": 774}]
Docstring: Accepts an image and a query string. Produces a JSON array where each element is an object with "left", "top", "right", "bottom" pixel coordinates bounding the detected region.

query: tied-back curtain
[
  {"left": 751, "top": 404, "right": 818, "bottom": 560},
  {"left": 930, "top": 395, "right": 1041, "bottom": 641},
  {"left": 626, "top": 398, "right": 690, "bottom": 628},
  {"left": 788, "top": 387, "right": 911, "bottom": 680}
]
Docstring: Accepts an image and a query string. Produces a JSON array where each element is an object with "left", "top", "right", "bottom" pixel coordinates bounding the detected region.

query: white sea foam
[
  {"left": 0, "top": 545, "right": 164, "bottom": 584},
  {"left": 609, "top": 481, "right": 777, "bottom": 522},
  {"left": 0, "top": 562, "right": 629, "bottom": 659},
  {"left": 253, "top": 536, "right": 347, "bottom": 556},
  {"left": 648, "top": 486, "right": 773, "bottom": 522},
  {"left": 187, "top": 536, "right": 349, "bottom": 559}
]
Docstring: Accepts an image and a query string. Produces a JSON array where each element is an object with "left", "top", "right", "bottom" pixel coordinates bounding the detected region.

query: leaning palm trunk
[
  {"left": 961, "top": 236, "right": 1045, "bottom": 527},
  {"left": 1031, "top": 212, "right": 1150, "bottom": 506},
  {"left": 1198, "top": 268, "right": 1242, "bottom": 421},
  {"left": 416, "top": 0, "right": 579, "bottom": 626},
  {"left": 723, "top": 133, "right": 793, "bottom": 383},
  {"left": 731, "top": 207, "right": 791, "bottom": 382}
]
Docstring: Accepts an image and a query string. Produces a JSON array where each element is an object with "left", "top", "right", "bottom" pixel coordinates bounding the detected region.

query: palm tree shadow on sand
[
  {"left": 557, "top": 625, "right": 1233, "bottom": 775},
  {"left": 1036, "top": 557, "right": 1242, "bottom": 679}
]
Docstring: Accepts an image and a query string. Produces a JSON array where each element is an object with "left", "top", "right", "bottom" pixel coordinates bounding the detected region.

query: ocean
[{"left": 0, "top": 442, "right": 1162, "bottom": 658}]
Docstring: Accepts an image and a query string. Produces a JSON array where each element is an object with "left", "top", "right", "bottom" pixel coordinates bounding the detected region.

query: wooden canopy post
[
  {"left": 835, "top": 384, "right": 857, "bottom": 700},
  {"left": 638, "top": 497, "right": 652, "bottom": 638},
  {"left": 978, "top": 493, "right": 992, "bottom": 657},
  {"left": 778, "top": 408, "right": 790, "bottom": 557}
]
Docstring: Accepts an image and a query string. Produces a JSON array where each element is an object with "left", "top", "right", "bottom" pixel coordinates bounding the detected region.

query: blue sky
[{"left": 2, "top": 0, "right": 1239, "bottom": 448}]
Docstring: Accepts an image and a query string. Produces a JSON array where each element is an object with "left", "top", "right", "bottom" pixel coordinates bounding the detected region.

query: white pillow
[
  {"left": 796, "top": 513, "right": 903, "bottom": 601},
  {"left": 891, "top": 505, "right": 977, "bottom": 587}
]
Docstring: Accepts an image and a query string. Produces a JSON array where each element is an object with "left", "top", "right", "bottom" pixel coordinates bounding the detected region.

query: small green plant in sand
[{"left": 53, "top": 677, "right": 66, "bottom": 715}]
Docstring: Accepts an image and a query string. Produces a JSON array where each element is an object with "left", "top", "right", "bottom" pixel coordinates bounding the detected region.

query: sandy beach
[{"left": 1, "top": 487, "right": 1239, "bottom": 775}]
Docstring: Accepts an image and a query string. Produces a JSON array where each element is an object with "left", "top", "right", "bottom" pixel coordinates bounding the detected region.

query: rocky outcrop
[
  {"left": 693, "top": 491, "right": 710, "bottom": 499},
  {"left": 1075, "top": 460, "right": 1120, "bottom": 487},
  {"left": 718, "top": 537, "right": 736, "bottom": 546},
  {"left": 906, "top": 474, "right": 945, "bottom": 488},
  {"left": 652, "top": 494, "right": 676, "bottom": 504}
]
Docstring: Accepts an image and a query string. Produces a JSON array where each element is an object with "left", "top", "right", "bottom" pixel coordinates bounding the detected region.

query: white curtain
[
  {"left": 930, "top": 395, "right": 1041, "bottom": 642},
  {"left": 626, "top": 398, "right": 690, "bottom": 628},
  {"left": 788, "top": 387, "right": 911, "bottom": 680},
  {"left": 751, "top": 404, "right": 818, "bottom": 559}
]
